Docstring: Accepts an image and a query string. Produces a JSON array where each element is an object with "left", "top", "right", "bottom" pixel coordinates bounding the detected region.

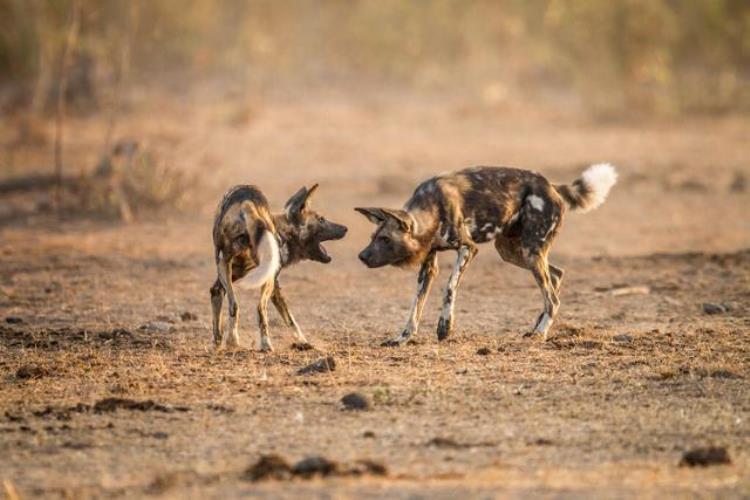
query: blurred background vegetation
[{"left": 1, "top": 0, "right": 749, "bottom": 118}]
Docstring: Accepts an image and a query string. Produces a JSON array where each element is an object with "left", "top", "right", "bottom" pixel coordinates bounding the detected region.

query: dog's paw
[
  {"left": 522, "top": 330, "right": 547, "bottom": 341},
  {"left": 436, "top": 317, "right": 452, "bottom": 341},
  {"left": 291, "top": 342, "right": 314, "bottom": 351},
  {"left": 259, "top": 343, "right": 274, "bottom": 353}
]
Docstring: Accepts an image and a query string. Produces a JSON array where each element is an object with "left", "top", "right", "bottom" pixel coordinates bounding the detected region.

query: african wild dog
[
  {"left": 356, "top": 163, "right": 617, "bottom": 345},
  {"left": 211, "top": 184, "right": 347, "bottom": 351}
]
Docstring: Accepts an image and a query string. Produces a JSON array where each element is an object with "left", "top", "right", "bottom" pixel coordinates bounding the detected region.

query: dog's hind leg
[
  {"left": 437, "top": 244, "right": 477, "bottom": 341},
  {"left": 549, "top": 263, "right": 564, "bottom": 293},
  {"left": 217, "top": 255, "right": 240, "bottom": 347},
  {"left": 525, "top": 253, "right": 560, "bottom": 340},
  {"left": 383, "top": 251, "right": 439, "bottom": 347},
  {"left": 257, "top": 280, "right": 275, "bottom": 352},
  {"left": 210, "top": 278, "right": 225, "bottom": 347},
  {"left": 271, "top": 279, "right": 311, "bottom": 348}
]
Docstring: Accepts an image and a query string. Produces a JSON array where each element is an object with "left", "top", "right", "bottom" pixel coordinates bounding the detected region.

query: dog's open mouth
[{"left": 315, "top": 242, "right": 332, "bottom": 263}]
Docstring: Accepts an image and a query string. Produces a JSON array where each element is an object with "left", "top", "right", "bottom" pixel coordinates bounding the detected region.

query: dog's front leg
[
  {"left": 271, "top": 280, "right": 312, "bottom": 348},
  {"left": 209, "top": 279, "right": 226, "bottom": 347},
  {"left": 257, "top": 280, "right": 275, "bottom": 352},
  {"left": 437, "top": 244, "right": 477, "bottom": 341},
  {"left": 217, "top": 256, "right": 240, "bottom": 347},
  {"left": 382, "top": 251, "right": 438, "bottom": 347}
]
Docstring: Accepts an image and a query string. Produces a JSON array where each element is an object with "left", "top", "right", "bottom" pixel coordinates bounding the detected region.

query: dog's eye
[{"left": 377, "top": 235, "right": 391, "bottom": 245}]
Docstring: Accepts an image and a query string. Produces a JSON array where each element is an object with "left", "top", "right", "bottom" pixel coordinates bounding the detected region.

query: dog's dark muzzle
[
  {"left": 312, "top": 223, "right": 347, "bottom": 264},
  {"left": 326, "top": 223, "right": 348, "bottom": 241},
  {"left": 358, "top": 249, "right": 383, "bottom": 268}
]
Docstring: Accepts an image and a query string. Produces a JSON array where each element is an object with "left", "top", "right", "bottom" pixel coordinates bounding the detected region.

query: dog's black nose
[{"left": 358, "top": 251, "right": 369, "bottom": 264}]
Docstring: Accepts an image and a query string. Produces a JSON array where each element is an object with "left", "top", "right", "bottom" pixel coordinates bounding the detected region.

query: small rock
[
  {"left": 679, "top": 446, "right": 731, "bottom": 467},
  {"left": 16, "top": 364, "right": 48, "bottom": 380},
  {"left": 292, "top": 456, "right": 338, "bottom": 478},
  {"left": 362, "top": 430, "right": 375, "bottom": 438},
  {"left": 476, "top": 347, "right": 492, "bottom": 356},
  {"left": 709, "top": 369, "right": 741, "bottom": 380},
  {"left": 245, "top": 454, "right": 292, "bottom": 481},
  {"left": 180, "top": 311, "right": 198, "bottom": 321},
  {"left": 702, "top": 303, "right": 728, "bottom": 315},
  {"left": 92, "top": 398, "right": 186, "bottom": 413},
  {"left": 341, "top": 392, "right": 370, "bottom": 411},
  {"left": 296, "top": 356, "right": 336, "bottom": 375},
  {"left": 139, "top": 321, "right": 175, "bottom": 333},
  {"left": 5, "top": 316, "right": 23, "bottom": 324},
  {"left": 729, "top": 172, "right": 746, "bottom": 193},
  {"left": 613, "top": 334, "right": 633, "bottom": 343},
  {"left": 291, "top": 342, "right": 314, "bottom": 351},
  {"left": 348, "top": 459, "right": 388, "bottom": 476},
  {"left": 611, "top": 285, "right": 650, "bottom": 297},
  {"left": 531, "top": 437, "right": 554, "bottom": 446},
  {"left": 427, "top": 437, "right": 463, "bottom": 449}
]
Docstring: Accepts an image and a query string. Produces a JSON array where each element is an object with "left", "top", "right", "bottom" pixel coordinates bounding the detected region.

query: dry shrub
[{"left": 76, "top": 141, "right": 196, "bottom": 220}]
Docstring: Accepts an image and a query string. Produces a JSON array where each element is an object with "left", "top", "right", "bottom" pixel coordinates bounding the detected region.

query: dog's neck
[
  {"left": 403, "top": 208, "right": 441, "bottom": 266},
  {"left": 272, "top": 213, "right": 304, "bottom": 267},
  {"left": 407, "top": 208, "right": 440, "bottom": 242}
]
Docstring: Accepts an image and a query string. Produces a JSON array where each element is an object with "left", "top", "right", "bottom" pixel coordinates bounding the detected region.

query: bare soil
[{"left": 1, "top": 84, "right": 749, "bottom": 498}]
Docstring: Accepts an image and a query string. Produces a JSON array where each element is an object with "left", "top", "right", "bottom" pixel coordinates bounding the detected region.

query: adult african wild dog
[
  {"left": 211, "top": 184, "right": 347, "bottom": 351},
  {"left": 356, "top": 164, "right": 617, "bottom": 345}
]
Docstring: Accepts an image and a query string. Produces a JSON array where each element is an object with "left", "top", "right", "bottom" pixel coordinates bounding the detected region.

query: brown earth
[{"left": 1, "top": 83, "right": 749, "bottom": 498}]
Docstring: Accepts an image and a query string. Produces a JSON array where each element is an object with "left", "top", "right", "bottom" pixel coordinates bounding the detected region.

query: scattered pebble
[
  {"left": 476, "top": 347, "right": 492, "bottom": 355},
  {"left": 613, "top": 334, "right": 633, "bottom": 343},
  {"left": 92, "top": 398, "right": 189, "bottom": 414},
  {"left": 245, "top": 454, "right": 292, "bottom": 481},
  {"left": 531, "top": 438, "right": 554, "bottom": 446},
  {"left": 348, "top": 459, "right": 388, "bottom": 476},
  {"left": 292, "top": 456, "right": 339, "bottom": 478},
  {"left": 362, "top": 430, "right": 375, "bottom": 438},
  {"left": 139, "top": 321, "right": 175, "bottom": 333},
  {"left": 611, "top": 285, "right": 650, "bottom": 296},
  {"left": 679, "top": 446, "right": 731, "bottom": 467},
  {"left": 180, "top": 311, "right": 198, "bottom": 321},
  {"left": 702, "top": 303, "right": 728, "bottom": 315},
  {"left": 206, "top": 403, "right": 235, "bottom": 414},
  {"left": 5, "top": 316, "right": 23, "bottom": 324},
  {"left": 426, "top": 436, "right": 496, "bottom": 449},
  {"left": 245, "top": 454, "right": 386, "bottom": 482},
  {"left": 297, "top": 356, "right": 336, "bottom": 375},
  {"left": 729, "top": 172, "right": 746, "bottom": 193},
  {"left": 16, "top": 364, "right": 49, "bottom": 380},
  {"left": 291, "top": 342, "right": 314, "bottom": 351},
  {"left": 341, "top": 392, "right": 370, "bottom": 411}
]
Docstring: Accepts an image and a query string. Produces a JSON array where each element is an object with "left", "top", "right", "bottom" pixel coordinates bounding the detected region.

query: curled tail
[
  {"left": 240, "top": 228, "right": 280, "bottom": 289},
  {"left": 555, "top": 163, "right": 618, "bottom": 213}
]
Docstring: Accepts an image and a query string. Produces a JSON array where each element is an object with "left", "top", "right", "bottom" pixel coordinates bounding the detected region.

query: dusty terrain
[{"left": 1, "top": 82, "right": 749, "bottom": 498}]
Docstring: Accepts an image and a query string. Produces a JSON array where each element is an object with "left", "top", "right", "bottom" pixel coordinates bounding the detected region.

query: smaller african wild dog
[
  {"left": 356, "top": 163, "right": 617, "bottom": 345},
  {"left": 211, "top": 184, "right": 347, "bottom": 351}
]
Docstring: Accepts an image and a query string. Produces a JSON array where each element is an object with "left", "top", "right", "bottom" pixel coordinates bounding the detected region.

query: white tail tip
[{"left": 580, "top": 163, "right": 617, "bottom": 212}]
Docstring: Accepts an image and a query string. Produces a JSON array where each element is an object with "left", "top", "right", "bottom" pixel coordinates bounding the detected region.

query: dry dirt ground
[{"left": 1, "top": 83, "right": 749, "bottom": 498}]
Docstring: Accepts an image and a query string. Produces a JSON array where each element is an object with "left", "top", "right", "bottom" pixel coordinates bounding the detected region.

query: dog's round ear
[{"left": 285, "top": 184, "right": 319, "bottom": 220}]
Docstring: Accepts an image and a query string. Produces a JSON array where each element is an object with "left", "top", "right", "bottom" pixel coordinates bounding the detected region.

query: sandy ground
[{"left": 1, "top": 82, "right": 749, "bottom": 498}]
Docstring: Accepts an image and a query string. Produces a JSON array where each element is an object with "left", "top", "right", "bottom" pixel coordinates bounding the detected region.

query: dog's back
[
  {"left": 406, "top": 166, "right": 558, "bottom": 244},
  {"left": 213, "top": 185, "right": 279, "bottom": 286}
]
